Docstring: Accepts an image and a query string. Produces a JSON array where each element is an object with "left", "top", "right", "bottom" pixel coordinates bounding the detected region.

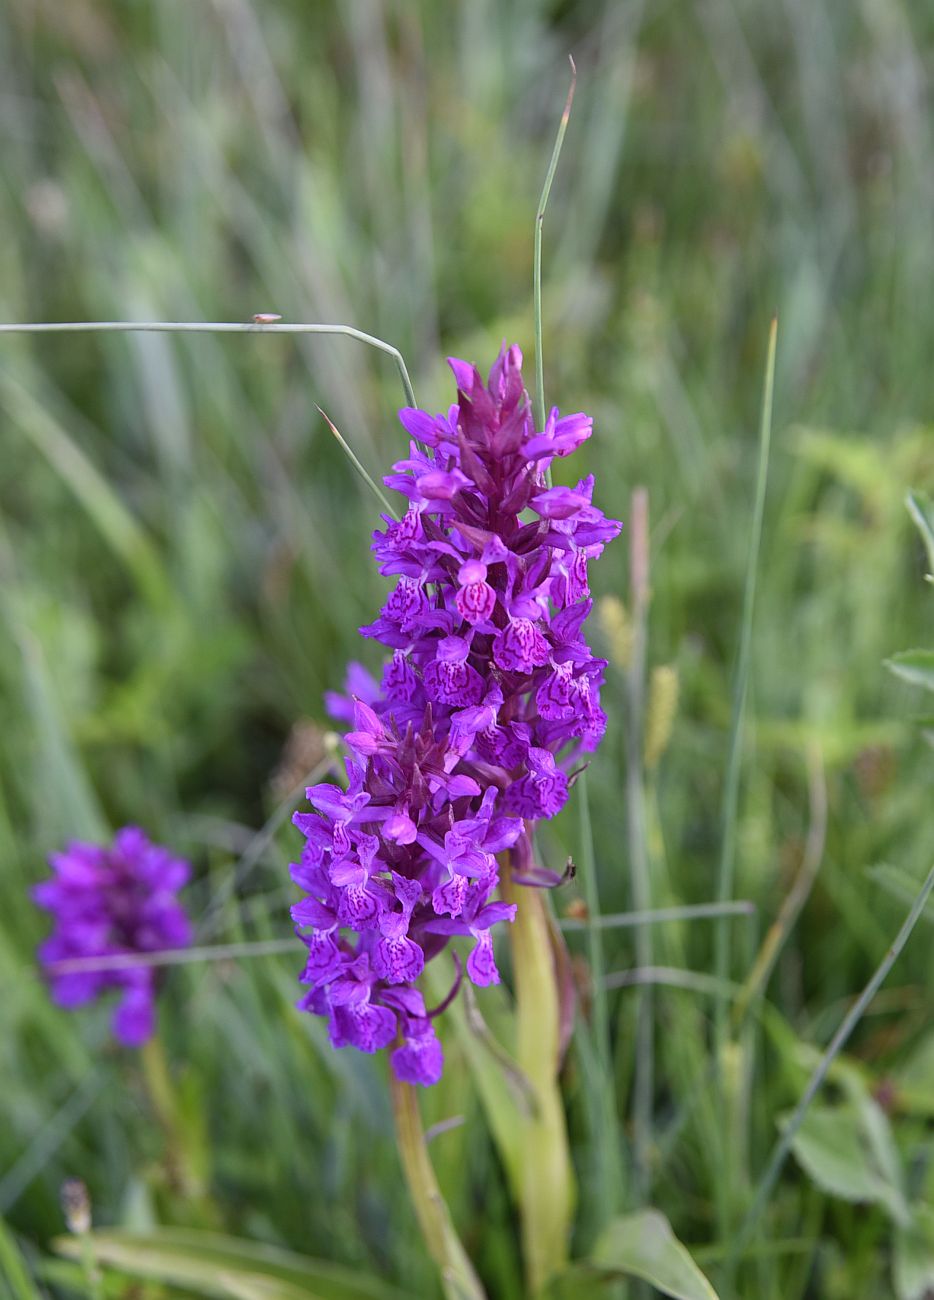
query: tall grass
[{"left": 2, "top": 2, "right": 934, "bottom": 1297}]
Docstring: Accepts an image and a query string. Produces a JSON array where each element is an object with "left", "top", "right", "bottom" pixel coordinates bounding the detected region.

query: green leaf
[
  {"left": 906, "top": 491, "right": 934, "bottom": 577},
  {"left": 838, "top": 1072, "right": 904, "bottom": 1200},
  {"left": 885, "top": 650, "right": 934, "bottom": 693},
  {"left": 894, "top": 1208, "right": 934, "bottom": 1300},
  {"left": 54, "top": 1228, "right": 408, "bottom": 1300},
  {"left": 209, "top": 1273, "right": 335, "bottom": 1300},
  {"left": 894, "top": 1030, "right": 934, "bottom": 1118},
  {"left": 589, "top": 1210, "right": 720, "bottom": 1300},
  {"left": 787, "top": 1104, "right": 910, "bottom": 1225},
  {"left": 0, "top": 1217, "right": 43, "bottom": 1300}
]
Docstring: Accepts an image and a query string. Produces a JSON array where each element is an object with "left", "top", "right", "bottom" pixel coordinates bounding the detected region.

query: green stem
[
  {"left": 533, "top": 59, "right": 577, "bottom": 438},
  {"left": 140, "top": 1034, "right": 206, "bottom": 1205},
  {"left": 78, "top": 1230, "right": 103, "bottom": 1300},
  {"left": 140, "top": 1035, "right": 176, "bottom": 1136},
  {"left": 731, "top": 744, "right": 826, "bottom": 1031},
  {"left": 579, "top": 770, "right": 626, "bottom": 1252},
  {"left": 559, "top": 900, "right": 755, "bottom": 932},
  {"left": 315, "top": 404, "right": 396, "bottom": 516},
  {"left": 624, "top": 488, "right": 653, "bottom": 1203},
  {"left": 0, "top": 319, "right": 417, "bottom": 408},
  {"left": 389, "top": 1072, "right": 486, "bottom": 1300},
  {"left": 579, "top": 774, "right": 609, "bottom": 1066},
  {"left": 502, "top": 851, "right": 574, "bottom": 1296},
  {"left": 510, "top": 65, "right": 578, "bottom": 1287},
  {"left": 711, "top": 318, "right": 776, "bottom": 1247},
  {"left": 712, "top": 318, "right": 777, "bottom": 1019}
]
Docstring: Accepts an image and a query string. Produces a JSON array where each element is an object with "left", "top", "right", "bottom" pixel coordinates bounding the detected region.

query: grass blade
[
  {"left": 731, "top": 859, "right": 934, "bottom": 1264},
  {"left": 577, "top": 770, "right": 625, "bottom": 1226},
  {"left": 713, "top": 316, "right": 777, "bottom": 1012},
  {"left": 0, "top": 367, "right": 170, "bottom": 609},
  {"left": 316, "top": 407, "right": 396, "bottom": 517},
  {"left": 0, "top": 1217, "right": 43, "bottom": 1300},
  {"left": 0, "top": 320, "right": 417, "bottom": 409},
  {"left": 533, "top": 57, "right": 577, "bottom": 436},
  {"left": 559, "top": 901, "right": 755, "bottom": 932}
]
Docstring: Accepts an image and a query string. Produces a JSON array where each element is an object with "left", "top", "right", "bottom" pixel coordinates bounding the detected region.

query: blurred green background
[{"left": 2, "top": 2, "right": 934, "bottom": 1297}]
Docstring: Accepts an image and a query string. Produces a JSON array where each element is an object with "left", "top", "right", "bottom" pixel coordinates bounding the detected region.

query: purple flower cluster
[
  {"left": 291, "top": 345, "right": 620, "bottom": 1084},
  {"left": 33, "top": 827, "right": 192, "bottom": 1047}
]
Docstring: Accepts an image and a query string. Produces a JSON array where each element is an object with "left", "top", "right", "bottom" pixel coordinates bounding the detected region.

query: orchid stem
[
  {"left": 139, "top": 1034, "right": 177, "bottom": 1136},
  {"left": 139, "top": 1033, "right": 206, "bottom": 1206},
  {"left": 389, "top": 1072, "right": 486, "bottom": 1300}
]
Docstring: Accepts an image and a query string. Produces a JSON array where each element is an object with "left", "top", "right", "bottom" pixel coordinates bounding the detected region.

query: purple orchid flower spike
[
  {"left": 32, "top": 827, "right": 192, "bottom": 1047},
  {"left": 290, "top": 344, "right": 620, "bottom": 1084}
]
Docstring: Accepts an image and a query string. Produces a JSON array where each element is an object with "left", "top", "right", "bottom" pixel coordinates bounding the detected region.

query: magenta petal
[
  {"left": 113, "top": 989, "right": 155, "bottom": 1047},
  {"left": 467, "top": 931, "right": 500, "bottom": 986},
  {"left": 391, "top": 1022, "right": 443, "bottom": 1087},
  {"left": 374, "top": 935, "right": 425, "bottom": 984}
]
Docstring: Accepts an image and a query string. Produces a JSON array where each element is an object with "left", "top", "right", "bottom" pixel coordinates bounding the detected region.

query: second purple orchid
[{"left": 290, "top": 344, "right": 620, "bottom": 1085}]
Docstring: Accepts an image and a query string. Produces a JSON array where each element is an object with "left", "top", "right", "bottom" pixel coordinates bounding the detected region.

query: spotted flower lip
[
  {"left": 32, "top": 827, "right": 192, "bottom": 1047},
  {"left": 290, "top": 343, "right": 620, "bottom": 1085}
]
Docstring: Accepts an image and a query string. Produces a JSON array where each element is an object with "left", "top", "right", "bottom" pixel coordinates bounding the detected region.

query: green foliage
[
  {"left": 886, "top": 651, "right": 934, "bottom": 694},
  {"left": 894, "top": 1209, "right": 934, "bottom": 1300},
  {"left": 787, "top": 1067, "right": 934, "bottom": 1300},
  {"left": 3, "top": 2, "right": 934, "bottom": 1298},
  {"left": 588, "top": 1210, "right": 719, "bottom": 1299},
  {"left": 0, "top": 1217, "right": 43, "bottom": 1300},
  {"left": 789, "top": 1103, "right": 909, "bottom": 1224},
  {"left": 53, "top": 1228, "right": 407, "bottom": 1300},
  {"left": 906, "top": 493, "right": 934, "bottom": 579}
]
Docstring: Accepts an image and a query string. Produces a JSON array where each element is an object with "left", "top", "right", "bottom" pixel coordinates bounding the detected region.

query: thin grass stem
[
  {"left": 0, "top": 1075, "right": 104, "bottom": 1215},
  {"left": 606, "top": 967, "right": 740, "bottom": 997},
  {"left": 732, "top": 743, "right": 826, "bottom": 1029},
  {"left": 0, "top": 320, "right": 418, "bottom": 408},
  {"left": 577, "top": 770, "right": 625, "bottom": 1223},
  {"left": 500, "top": 68, "right": 578, "bottom": 1291},
  {"left": 730, "top": 860, "right": 934, "bottom": 1266},
  {"left": 713, "top": 317, "right": 777, "bottom": 1013},
  {"left": 533, "top": 58, "right": 576, "bottom": 438},
  {"left": 624, "top": 488, "right": 653, "bottom": 1203},
  {"left": 711, "top": 319, "right": 776, "bottom": 1247},
  {"left": 196, "top": 756, "right": 335, "bottom": 940},
  {"left": 316, "top": 406, "right": 396, "bottom": 515},
  {"left": 44, "top": 938, "right": 299, "bottom": 975},
  {"left": 578, "top": 772, "right": 610, "bottom": 1075},
  {"left": 560, "top": 900, "right": 755, "bottom": 931},
  {"left": 77, "top": 1229, "right": 103, "bottom": 1300}
]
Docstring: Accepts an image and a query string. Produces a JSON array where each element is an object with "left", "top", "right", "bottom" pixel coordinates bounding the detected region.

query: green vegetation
[{"left": 2, "top": 2, "right": 934, "bottom": 1296}]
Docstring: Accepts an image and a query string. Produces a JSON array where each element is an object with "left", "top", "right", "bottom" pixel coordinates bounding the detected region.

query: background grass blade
[{"left": 732, "top": 860, "right": 934, "bottom": 1263}]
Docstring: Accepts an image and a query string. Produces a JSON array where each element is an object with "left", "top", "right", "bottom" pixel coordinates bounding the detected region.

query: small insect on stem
[{"left": 252, "top": 313, "right": 282, "bottom": 323}]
